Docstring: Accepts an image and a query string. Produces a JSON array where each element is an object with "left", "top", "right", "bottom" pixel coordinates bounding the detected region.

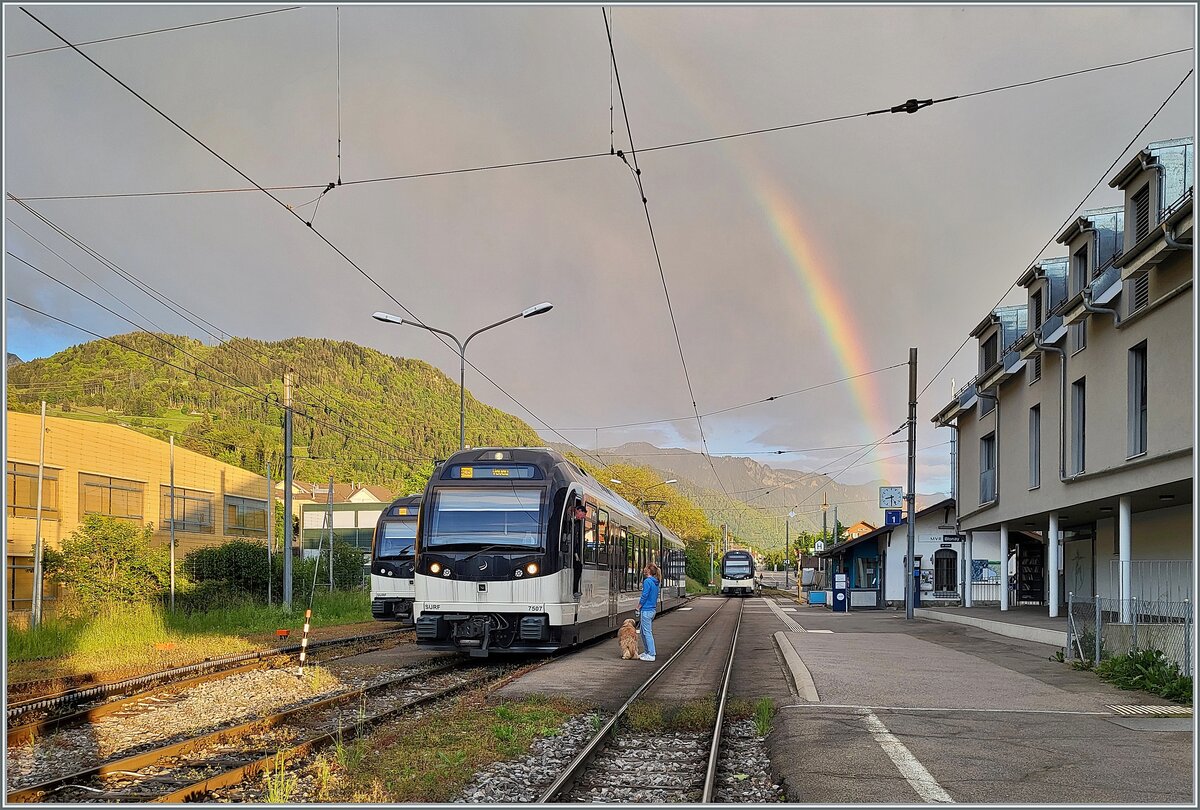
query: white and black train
[
  {"left": 413, "top": 447, "right": 687, "bottom": 656},
  {"left": 719, "top": 549, "right": 758, "bottom": 596},
  {"left": 369, "top": 494, "right": 421, "bottom": 622}
]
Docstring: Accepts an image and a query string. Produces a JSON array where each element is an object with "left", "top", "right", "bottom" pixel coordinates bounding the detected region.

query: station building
[
  {"left": 933, "top": 137, "right": 1194, "bottom": 618},
  {"left": 5, "top": 410, "right": 270, "bottom": 615}
]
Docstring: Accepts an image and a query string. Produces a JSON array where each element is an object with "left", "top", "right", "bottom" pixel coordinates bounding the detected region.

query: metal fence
[{"left": 1066, "top": 592, "right": 1193, "bottom": 672}]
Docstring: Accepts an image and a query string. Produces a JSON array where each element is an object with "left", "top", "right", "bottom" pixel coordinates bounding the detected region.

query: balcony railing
[
  {"left": 1160, "top": 185, "right": 1193, "bottom": 221},
  {"left": 956, "top": 380, "right": 977, "bottom": 409},
  {"left": 1087, "top": 261, "right": 1121, "bottom": 300},
  {"left": 1039, "top": 312, "right": 1064, "bottom": 342}
]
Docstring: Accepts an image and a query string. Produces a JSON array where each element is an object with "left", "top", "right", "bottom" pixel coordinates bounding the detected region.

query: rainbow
[{"left": 620, "top": 22, "right": 900, "bottom": 484}]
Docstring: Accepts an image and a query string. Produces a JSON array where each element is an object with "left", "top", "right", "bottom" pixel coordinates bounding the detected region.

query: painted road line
[
  {"left": 1107, "top": 704, "right": 1192, "bottom": 716},
  {"left": 779, "top": 702, "right": 1113, "bottom": 717},
  {"left": 862, "top": 709, "right": 954, "bottom": 804},
  {"left": 809, "top": 629, "right": 834, "bottom": 633},
  {"left": 773, "top": 631, "right": 819, "bottom": 702},
  {"left": 763, "top": 597, "right": 804, "bottom": 632}
]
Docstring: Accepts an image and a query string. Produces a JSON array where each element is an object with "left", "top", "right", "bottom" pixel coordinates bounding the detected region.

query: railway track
[
  {"left": 7, "top": 657, "right": 508, "bottom": 803},
  {"left": 6, "top": 628, "right": 409, "bottom": 726},
  {"left": 6, "top": 629, "right": 410, "bottom": 747},
  {"left": 539, "top": 598, "right": 745, "bottom": 803}
]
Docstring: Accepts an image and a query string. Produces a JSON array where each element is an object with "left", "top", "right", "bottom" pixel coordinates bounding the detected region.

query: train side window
[
  {"left": 584, "top": 505, "right": 598, "bottom": 565},
  {"left": 596, "top": 510, "right": 609, "bottom": 567}
]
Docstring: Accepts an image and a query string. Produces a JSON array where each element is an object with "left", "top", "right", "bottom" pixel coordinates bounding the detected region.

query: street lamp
[{"left": 373, "top": 302, "right": 553, "bottom": 450}]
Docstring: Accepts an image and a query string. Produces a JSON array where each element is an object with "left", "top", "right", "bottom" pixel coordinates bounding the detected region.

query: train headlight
[
  {"left": 525, "top": 562, "right": 539, "bottom": 575},
  {"left": 429, "top": 562, "right": 442, "bottom": 574}
]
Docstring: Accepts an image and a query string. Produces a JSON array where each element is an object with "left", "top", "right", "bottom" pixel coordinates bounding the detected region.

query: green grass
[
  {"left": 331, "top": 692, "right": 583, "bottom": 802},
  {"left": 6, "top": 591, "right": 372, "bottom": 681},
  {"left": 46, "top": 406, "right": 201, "bottom": 433}
]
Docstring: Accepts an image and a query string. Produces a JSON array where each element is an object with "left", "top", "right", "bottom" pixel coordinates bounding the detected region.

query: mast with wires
[
  {"left": 283, "top": 371, "right": 295, "bottom": 610},
  {"left": 906, "top": 348, "right": 917, "bottom": 621}
]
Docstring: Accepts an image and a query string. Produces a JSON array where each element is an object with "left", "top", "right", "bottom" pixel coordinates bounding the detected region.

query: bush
[
  {"left": 1095, "top": 648, "right": 1193, "bottom": 704},
  {"left": 43, "top": 515, "right": 172, "bottom": 612},
  {"left": 182, "top": 538, "right": 365, "bottom": 606}
]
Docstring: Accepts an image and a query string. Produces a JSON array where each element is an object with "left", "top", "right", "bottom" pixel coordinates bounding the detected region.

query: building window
[
  {"left": 160, "top": 486, "right": 215, "bottom": 534},
  {"left": 224, "top": 495, "right": 268, "bottom": 537},
  {"left": 1070, "top": 320, "right": 1087, "bottom": 354},
  {"left": 1030, "top": 289, "right": 1043, "bottom": 330},
  {"left": 1072, "top": 378, "right": 1087, "bottom": 474},
  {"left": 1029, "top": 405, "right": 1041, "bottom": 489},
  {"left": 979, "top": 333, "right": 998, "bottom": 374},
  {"left": 1131, "top": 184, "right": 1151, "bottom": 243},
  {"left": 1028, "top": 354, "right": 1042, "bottom": 385},
  {"left": 933, "top": 549, "right": 958, "bottom": 592},
  {"left": 980, "top": 433, "right": 997, "bottom": 504},
  {"left": 1071, "top": 244, "right": 1089, "bottom": 296},
  {"left": 80, "top": 473, "right": 145, "bottom": 523},
  {"left": 6, "top": 462, "right": 59, "bottom": 519},
  {"left": 1128, "top": 342, "right": 1148, "bottom": 458},
  {"left": 1127, "top": 272, "right": 1150, "bottom": 316}
]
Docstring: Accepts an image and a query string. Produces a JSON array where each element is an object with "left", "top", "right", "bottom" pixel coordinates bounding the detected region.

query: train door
[
  {"left": 594, "top": 508, "right": 611, "bottom": 623},
  {"left": 608, "top": 524, "right": 624, "bottom": 628}
]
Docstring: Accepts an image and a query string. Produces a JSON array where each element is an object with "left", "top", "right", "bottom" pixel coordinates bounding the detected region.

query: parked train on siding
[
  {"left": 413, "top": 447, "right": 687, "bottom": 656},
  {"left": 370, "top": 494, "right": 421, "bottom": 622},
  {"left": 719, "top": 550, "right": 757, "bottom": 596}
]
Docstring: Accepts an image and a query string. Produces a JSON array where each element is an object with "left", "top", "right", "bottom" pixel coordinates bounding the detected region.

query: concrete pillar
[
  {"left": 999, "top": 523, "right": 1010, "bottom": 612},
  {"left": 1119, "top": 495, "right": 1133, "bottom": 623},
  {"left": 1047, "top": 512, "right": 1060, "bottom": 618},
  {"left": 964, "top": 531, "right": 974, "bottom": 607}
]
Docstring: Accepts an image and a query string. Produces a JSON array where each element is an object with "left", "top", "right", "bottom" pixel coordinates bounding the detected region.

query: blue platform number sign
[{"left": 884, "top": 509, "right": 902, "bottom": 526}]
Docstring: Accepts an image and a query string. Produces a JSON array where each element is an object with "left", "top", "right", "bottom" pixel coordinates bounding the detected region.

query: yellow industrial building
[{"left": 5, "top": 410, "right": 270, "bottom": 614}]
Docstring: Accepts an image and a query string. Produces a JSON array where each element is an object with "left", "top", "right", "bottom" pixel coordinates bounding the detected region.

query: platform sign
[
  {"left": 814, "top": 540, "right": 826, "bottom": 553},
  {"left": 884, "top": 509, "right": 903, "bottom": 526}
]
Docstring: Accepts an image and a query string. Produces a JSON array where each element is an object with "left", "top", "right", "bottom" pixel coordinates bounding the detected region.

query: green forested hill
[{"left": 6, "top": 334, "right": 541, "bottom": 493}]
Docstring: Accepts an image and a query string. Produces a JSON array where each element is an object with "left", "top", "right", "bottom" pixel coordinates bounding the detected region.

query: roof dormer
[{"left": 1110, "top": 137, "right": 1194, "bottom": 268}]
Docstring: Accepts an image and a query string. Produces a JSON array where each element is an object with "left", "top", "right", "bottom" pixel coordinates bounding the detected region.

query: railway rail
[
  {"left": 539, "top": 598, "right": 745, "bottom": 803},
  {"left": 7, "top": 628, "right": 409, "bottom": 722},
  {"left": 6, "top": 630, "right": 410, "bottom": 747},
  {"left": 7, "top": 657, "right": 508, "bottom": 803}
]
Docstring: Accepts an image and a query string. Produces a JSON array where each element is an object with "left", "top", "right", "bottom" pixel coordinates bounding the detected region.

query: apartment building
[
  {"left": 934, "top": 137, "right": 1194, "bottom": 618},
  {"left": 5, "top": 410, "right": 270, "bottom": 614}
]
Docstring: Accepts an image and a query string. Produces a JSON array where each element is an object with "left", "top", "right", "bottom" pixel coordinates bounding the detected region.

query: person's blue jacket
[{"left": 639, "top": 575, "right": 660, "bottom": 612}]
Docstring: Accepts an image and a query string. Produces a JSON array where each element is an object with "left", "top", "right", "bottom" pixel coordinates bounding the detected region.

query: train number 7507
[{"left": 527, "top": 604, "right": 545, "bottom": 612}]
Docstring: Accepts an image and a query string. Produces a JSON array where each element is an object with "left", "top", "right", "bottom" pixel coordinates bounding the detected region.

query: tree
[{"left": 43, "top": 515, "right": 172, "bottom": 611}]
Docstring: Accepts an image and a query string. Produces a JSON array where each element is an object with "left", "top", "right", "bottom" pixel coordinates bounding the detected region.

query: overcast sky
[{"left": 4, "top": 3, "right": 1195, "bottom": 497}]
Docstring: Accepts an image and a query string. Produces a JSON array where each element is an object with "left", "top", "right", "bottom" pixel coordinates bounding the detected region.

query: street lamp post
[{"left": 373, "top": 303, "right": 552, "bottom": 449}]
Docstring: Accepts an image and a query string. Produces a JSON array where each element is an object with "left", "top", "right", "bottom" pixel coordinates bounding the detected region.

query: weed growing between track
[
  {"left": 321, "top": 688, "right": 585, "bottom": 802},
  {"left": 6, "top": 590, "right": 372, "bottom": 682},
  {"left": 622, "top": 696, "right": 765, "bottom": 733}
]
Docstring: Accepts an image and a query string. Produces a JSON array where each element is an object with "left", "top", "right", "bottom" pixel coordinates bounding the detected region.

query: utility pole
[
  {"left": 906, "top": 347, "right": 918, "bottom": 620},
  {"left": 721, "top": 523, "right": 728, "bottom": 556},
  {"left": 833, "top": 505, "right": 839, "bottom": 544},
  {"left": 266, "top": 461, "right": 273, "bottom": 606},
  {"left": 169, "top": 435, "right": 176, "bottom": 612},
  {"left": 821, "top": 493, "right": 828, "bottom": 550},
  {"left": 283, "top": 371, "right": 294, "bottom": 610},
  {"left": 326, "top": 474, "right": 335, "bottom": 592},
  {"left": 31, "top": 401, "right": 47, "bottom": 629},
  {"left": 784, "top": 514, "right": 790, "bottom": 589}
]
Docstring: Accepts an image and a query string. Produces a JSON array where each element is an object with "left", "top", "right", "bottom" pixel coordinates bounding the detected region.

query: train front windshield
[
  {"left": 375, "top": 521, "right": 417, "bottom": 559},
  {"left": 724, "top": 560, "right": 752, "bottom": 578},
  {"left": 427, "top": 488, "right": 545, "bottom": 549}
]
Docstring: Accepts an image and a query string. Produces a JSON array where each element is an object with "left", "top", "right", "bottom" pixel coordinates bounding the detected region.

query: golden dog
[{"left": 618, "top": 618, "right": 640, "bottom": 660}]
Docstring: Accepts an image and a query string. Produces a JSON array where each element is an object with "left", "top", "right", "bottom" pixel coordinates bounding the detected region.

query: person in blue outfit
[{"left": 637, "top": 562, "right": 661, "bottom": 661}]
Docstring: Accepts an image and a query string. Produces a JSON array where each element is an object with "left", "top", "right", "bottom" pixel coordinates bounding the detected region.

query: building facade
[
  {"left": 5, "top": 410, "right": 270, "bottom": 614},
  {"left": 934, "top": 137, "right": 1194, "bottom": 617}
]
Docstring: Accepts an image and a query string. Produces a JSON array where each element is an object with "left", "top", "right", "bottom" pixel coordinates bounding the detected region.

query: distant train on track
[
  {"left": 370, "top": 494, "right": 421, "bottom": 622},
  {"left": 719, "top": 549, "right": 758, "bottom": 596},
  {"left": 412, "top": 447, "right": 687, "bottom": 656}
]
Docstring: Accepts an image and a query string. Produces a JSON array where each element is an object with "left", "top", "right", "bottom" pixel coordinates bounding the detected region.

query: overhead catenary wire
[
  {"left": 13, "top": 45, "right": 1192, "bottom": 202},
  {"left": 6, "top": 6, "right": 302, "bottom": 58},
  {"left": 18, "top": 8, "right": 610, "bottom": 472},
  {"left": 558, "top": 363, "right": 907, "bottom": 431},
  {"left": 603, "top": 7, "right": 734, "bottom": 506},
  {"left": 916, "top": 67, "right": 1195, "bottom": 402}
]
